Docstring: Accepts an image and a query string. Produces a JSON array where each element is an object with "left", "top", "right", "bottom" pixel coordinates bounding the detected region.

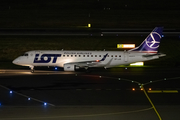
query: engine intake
[{"left": 63, "top": 64, "right": 79, "bottom": 71}]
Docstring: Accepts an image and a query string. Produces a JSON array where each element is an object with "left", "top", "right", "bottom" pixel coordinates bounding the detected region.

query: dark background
[
  {"left": 0, "top": 0, "right": 180, "bottom": 28},
  {"left": 0, "top": 0, "right": 180, "bottom": 68}
]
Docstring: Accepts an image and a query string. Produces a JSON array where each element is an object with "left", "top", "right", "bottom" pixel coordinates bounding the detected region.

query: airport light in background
[
  {"left": 117, "top": 44, "right": 135, "bottom": 48},
  {"left": 130, "top": 62, "right": 144, "bottom": 66},
  {"left": 88, "top": 24, "right": 91, "bottom": 28}
]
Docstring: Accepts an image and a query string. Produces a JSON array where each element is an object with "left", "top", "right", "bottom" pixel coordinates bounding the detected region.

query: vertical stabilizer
[{"left": 129, "top": 27, "right": 163, "bottom": 53}]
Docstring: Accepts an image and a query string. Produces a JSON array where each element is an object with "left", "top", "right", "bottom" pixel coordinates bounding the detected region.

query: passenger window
[
  {"left": 91, "top": 55, "right": 93, "bottom": 57},
  {"left": 79, "top": 55, "right": 81, "bottom": 57},
  {"left": 119, "top": 55, "right": 121, "bottom": 57},
  {"left": 111, "top": 55, "right": 113, "bottom": 57},
  {"left": 87, "top": 55, "right": 89, "bottom": 57},
  {"left": 63, "top": 55, "right": 65, "bottom": 57},
  {"left": 99, "top": 55, "right": 101, "bottom": 57},
  {"left": 115, "top": 55, "right": 117, "bottom": 57},
  {"left": 83, "top": 55, "right": 85, "bottom": 57},
  {"left": 95, "top": 55, "right": 97, "bottom": 57},
  {"left": 75, "top": 55, "right": 77, "bottom": 57},
  {"left": 67, "top": 55, "right": 69, "bottom": 57}
]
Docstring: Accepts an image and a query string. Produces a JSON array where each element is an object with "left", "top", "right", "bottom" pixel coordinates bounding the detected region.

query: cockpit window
[{"left": 22, "top": 53, "right": 28, "bottom": 56}]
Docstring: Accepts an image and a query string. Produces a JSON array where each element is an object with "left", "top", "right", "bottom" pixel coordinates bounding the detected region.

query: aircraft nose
[{"left": 12, "top": 58, "right": 19, "bottom": 64}]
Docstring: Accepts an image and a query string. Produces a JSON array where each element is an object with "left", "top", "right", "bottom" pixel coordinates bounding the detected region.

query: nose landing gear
[{"left": 29, "top": 66, "right": 34, "bottom": 73}]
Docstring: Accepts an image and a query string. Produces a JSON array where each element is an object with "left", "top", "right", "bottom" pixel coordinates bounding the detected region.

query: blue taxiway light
[
  {"left": 44, "top": 103, "right": 47, "bottom": 106},
  {"left": 28, "top": 98, "right": 31, "bottom": 100},
  {"left": 55, "top": 67, "right": 57, "bottom": 70},
  {"left": 10, "top": 91, "right": 12, "bottom": 94}
]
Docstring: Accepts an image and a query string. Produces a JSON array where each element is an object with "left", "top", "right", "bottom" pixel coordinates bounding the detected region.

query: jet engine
[{"left": 63, "top": 64, "right": 80, "bottom": 71}]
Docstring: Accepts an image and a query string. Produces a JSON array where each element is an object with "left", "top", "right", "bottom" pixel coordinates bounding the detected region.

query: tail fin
[{"left": 129, "top": 27, "right": 163, "bottom": 53}]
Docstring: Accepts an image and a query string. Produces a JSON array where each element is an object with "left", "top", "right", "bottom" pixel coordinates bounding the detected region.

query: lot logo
[
  {"left": 145, "top": 32, "right": 161, "bottom": 49},
  {"left": 34, "top": 54, "right": 61, "bottom": 63}
]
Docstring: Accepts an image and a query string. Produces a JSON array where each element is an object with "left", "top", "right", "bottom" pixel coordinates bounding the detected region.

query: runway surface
[{"left": 0, "top": 67, "right": 180, "bottom": 120}]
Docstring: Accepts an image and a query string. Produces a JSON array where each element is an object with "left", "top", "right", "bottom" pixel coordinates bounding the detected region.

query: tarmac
[{"left": 0, "top": 67, "right": 180, "bottom": 120}]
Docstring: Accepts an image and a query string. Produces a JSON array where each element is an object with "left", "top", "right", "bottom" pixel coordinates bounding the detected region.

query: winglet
[{"left": 100, "top": 54, "right": 108, "bottom": 61}]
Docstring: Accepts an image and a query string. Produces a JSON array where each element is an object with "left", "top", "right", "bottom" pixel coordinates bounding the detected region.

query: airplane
[{"left": 12, "top": 27, "right": 166, "bottom": 72}]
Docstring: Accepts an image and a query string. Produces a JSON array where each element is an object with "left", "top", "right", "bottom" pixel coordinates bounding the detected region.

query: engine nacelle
[{"left": 63, "top": 64, "right": 80, "bottom": 71}]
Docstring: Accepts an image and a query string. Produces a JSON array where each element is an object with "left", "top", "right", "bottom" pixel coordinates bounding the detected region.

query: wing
[{"left": 64, "top": 53, "right": 108, "bottom": 67}]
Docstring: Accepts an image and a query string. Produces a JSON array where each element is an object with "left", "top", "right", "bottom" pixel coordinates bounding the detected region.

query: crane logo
[{"left": 146, "top": 32, "right": 161, "bottom": 49}]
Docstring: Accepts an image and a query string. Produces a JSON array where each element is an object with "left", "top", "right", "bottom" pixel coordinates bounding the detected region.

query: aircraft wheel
[{"left": 31, "top": 69, "right": 34, "bottom": 73}]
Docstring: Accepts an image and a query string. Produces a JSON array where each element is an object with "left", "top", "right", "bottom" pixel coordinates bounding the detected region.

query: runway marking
[
  {"left": 162, "top": 90, "right": 178, "bottom": 93},
  {"left": 148, "top": 90, "right": 162, "bottom": 93},
  {"left": 0, "top": 107, "right": 153, "bottom": 119},
  {"left": 148, "top": 90, "right": 178, "bottom": 93},
  {"left": 81, "top": 75, "right": 163, "bottom": 120},
  {"left": 141, "top": 85, "right": 162, "bottom": 120}
]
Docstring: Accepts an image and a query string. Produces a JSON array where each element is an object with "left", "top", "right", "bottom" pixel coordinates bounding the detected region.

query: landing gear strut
[{"left": 29, "top": 66, "right": 34, "bottom": 73}]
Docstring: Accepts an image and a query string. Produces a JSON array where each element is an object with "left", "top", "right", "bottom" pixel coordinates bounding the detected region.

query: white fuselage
[{"left": 13, "top": 50, "right": 159, "bottom": 69}]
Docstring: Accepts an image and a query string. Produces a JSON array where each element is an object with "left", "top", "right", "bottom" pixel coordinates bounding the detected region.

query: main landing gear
[{"left": 29, "top": 66, "right": 34, "bottom": 73}]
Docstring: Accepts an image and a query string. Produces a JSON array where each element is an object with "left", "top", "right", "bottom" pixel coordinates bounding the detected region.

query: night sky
[{"left": 0, "top": 0, "right": 180, "bottom": 28}]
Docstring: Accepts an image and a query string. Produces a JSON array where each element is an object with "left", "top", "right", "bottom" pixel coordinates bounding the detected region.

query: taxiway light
[
  {"left": 55, "top": 67, "right": 57, "bottom": 70},
  {"left": 44, "top": 103, "right": 47, "bottom": 106},
  {"left": 141, "top": 88, "right": 143, "bottom": 91},
  {"left": 132, "top": 88, "right": 135, "bottom": 91},
  {"left": 10, "top": 91, "right": 12, "bottom": 94},
  {"left": 149, "top": 88, "right": 152, "bottom": 91},
  {"left": 28, "top": 98, "right": 31, "bottom": 101},
  {"left": 117, "top": 44, "right": 135, "bottom": 48},
  {"left": 164, "top": 78, "right": 166, "bottom": 80}
]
